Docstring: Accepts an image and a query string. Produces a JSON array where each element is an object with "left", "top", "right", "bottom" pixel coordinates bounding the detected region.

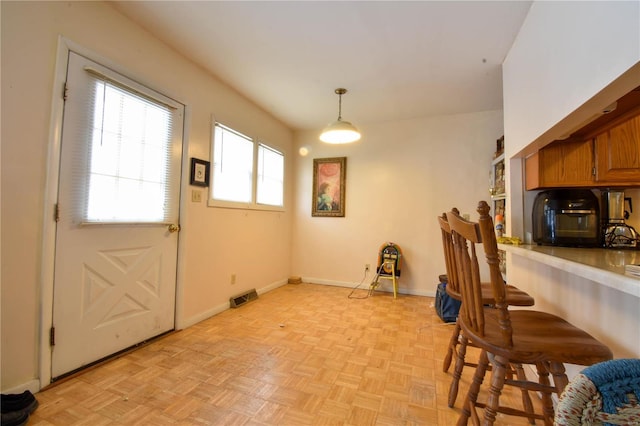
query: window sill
[{"left": 207, "top": 199, "right": 285, "bottom": 212}]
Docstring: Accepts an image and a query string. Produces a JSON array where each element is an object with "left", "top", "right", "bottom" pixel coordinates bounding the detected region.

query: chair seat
[
  {"left": 446, "top": 283, "right": 534, "bottom": 306},
  {"left": 461, "top": 309, "right": 613, "bottom": 366}
]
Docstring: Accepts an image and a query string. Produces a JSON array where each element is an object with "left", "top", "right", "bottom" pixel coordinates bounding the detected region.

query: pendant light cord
[{"left": 335, "top": 88, "right": 348, "bottom": 122}]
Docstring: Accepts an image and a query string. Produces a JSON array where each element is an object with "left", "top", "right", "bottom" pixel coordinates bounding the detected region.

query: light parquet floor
[{"left": 29, "top": 283, "right": 542, "bottom": 425}]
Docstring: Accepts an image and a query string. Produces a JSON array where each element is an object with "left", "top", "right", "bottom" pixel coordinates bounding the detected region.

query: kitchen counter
[
  {"left": 498, "top": 244, "right": 640, "bottom": 298},
  {"left": 500, "top": 244, "right": 640, "bottom": 358}
]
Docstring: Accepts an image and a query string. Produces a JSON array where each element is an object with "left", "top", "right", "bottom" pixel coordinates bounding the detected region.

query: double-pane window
[{"left": 211, "top": 123, "right": 284, "bottom": 209}]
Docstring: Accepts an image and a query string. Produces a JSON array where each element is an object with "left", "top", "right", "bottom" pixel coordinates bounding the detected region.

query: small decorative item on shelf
[
  {"left": 489, "top": 144, "right": 505, "bottom": 196},
  {"left": 493, "top": 159, "right": 505, "bottom": 195},
  {"left": 495, "top": 213, "right": 504, "bottom": 237},
  {"left": 495, "top": 135, "right": 504, "bottom": 158},
  {"left": 491, "top": 135, "right": 508, "bottom": 277}
]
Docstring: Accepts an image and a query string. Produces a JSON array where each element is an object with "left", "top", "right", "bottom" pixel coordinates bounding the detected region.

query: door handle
[{"left": 168, "top": 224, "right": 181, "bottom": 233}]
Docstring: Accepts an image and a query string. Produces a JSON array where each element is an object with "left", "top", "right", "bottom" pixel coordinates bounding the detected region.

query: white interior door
[{"left": 52, "top": 52, "right": 184, "bottom": 379}]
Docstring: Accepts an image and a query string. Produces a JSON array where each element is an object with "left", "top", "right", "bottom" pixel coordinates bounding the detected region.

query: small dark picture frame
[{"left": 190, "top": 158, "right": 210, "bottom": 187}]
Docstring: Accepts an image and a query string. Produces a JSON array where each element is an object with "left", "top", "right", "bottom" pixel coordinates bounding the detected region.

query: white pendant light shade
[
  {"left": 319, "top": 88, "right": 361, "bottom": 144},
  {"left": 320, "top": 119, "right": 361, "bottom": 144}
]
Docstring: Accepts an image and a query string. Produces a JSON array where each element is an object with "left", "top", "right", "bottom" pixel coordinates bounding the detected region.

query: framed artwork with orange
[{"left": 311, "top": 157, "right": 346, "bottom": 217}]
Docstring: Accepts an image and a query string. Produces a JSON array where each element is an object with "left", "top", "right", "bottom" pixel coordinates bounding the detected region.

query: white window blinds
[
  {"left": 68, "top": 58, "right": 181, "bottom": 224},
  {"left": 257, "top": 144, "right": 284, "bottom": 206},
  {"left": 212, "top": 123, "right": 254, "bottom": 203}
]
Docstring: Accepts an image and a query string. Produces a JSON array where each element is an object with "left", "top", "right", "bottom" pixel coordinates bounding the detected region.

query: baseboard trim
[
  {"left": 177, "top": 278, "right": 288, "bottom": 329},
  {"left": 2, "top": 379, "right": 40, "bottom": 395},
  {"left": 302, "top": 277, "right": 436, "bottom": 297},
  {"left": 257, "top": 278, "right": 288, "bottom": 295}
]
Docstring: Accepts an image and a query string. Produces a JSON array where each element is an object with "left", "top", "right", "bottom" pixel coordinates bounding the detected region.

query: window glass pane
[
  {"left": 257, "top": 144, "right": 284, "bottom": 206},
  {"left": 212, "top": 124, "right": 253, "bottom": 203},
  {"left": 86, "top": 81, "right": 172, "bottom": 222}
]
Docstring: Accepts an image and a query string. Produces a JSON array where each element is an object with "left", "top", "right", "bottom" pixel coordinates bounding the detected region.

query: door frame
[{"left": 39, "top": 36, "right": 190, "bottom": 388}]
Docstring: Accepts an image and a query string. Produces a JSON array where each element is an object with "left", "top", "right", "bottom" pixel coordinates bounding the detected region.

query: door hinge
[
  {"left": 54, "top": 203, "right": 60, "bottom": 222},
  {"left": 49, "top": 326, "right": 56, "bottom": 346},
  {"left": 592, "top": 167, "right": 596, "bottom": 176},
  {"left": 63, "top": 82, "right": 68, "bottom": 101}
]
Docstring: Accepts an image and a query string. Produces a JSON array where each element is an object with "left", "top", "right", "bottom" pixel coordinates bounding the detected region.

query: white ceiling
[{"left": 111, "top": 1, "right": 532, "bottom": 131}]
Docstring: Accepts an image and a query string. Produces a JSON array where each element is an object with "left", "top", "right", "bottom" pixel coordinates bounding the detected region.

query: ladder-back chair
[
  {"left": 447, "top": 202, "right": 613, "bottom": 426},
  {"left": 438, "top": 210, "right": 534, "bottom": 408}
]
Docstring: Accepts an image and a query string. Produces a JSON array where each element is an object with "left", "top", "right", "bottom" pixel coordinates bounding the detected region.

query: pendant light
[{"left": 319, "top": 88, "right": 361, "bottom": 144}]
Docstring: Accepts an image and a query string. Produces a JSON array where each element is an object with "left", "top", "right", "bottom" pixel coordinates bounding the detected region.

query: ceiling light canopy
[{"left": 320, "top": 88, "right": 361, "bottom": 144}]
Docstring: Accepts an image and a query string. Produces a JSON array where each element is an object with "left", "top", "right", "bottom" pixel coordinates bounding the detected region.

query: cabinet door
[
  {"left": 595, "top": 114, "right": 640, "bottom": 183},
  {"left": 525, "top": 139, "right": 594, "bottom": 189}
]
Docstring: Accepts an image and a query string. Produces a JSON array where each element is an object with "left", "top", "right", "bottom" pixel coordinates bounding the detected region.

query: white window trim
[{"left": 208, "top": 121, "right": 285, "bottom": 212}]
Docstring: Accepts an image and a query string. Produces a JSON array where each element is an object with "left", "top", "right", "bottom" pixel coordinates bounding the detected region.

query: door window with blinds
[
  {"left": 211, "top": 122, "right": 285, "bottom": 210},
  {"left": 72, "top": 63, "right": 182, "bottom": 224}
]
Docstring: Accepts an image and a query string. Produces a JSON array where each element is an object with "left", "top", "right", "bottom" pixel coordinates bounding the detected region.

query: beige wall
[
  {"left": 503, "top": 1, "right": 640, "bottom": 159},
  {"left": 291, "top": 111, "right": 502, "bottom": 295},
  {"left": 1, "top": 1, "right": 293, "bottom": 390}
]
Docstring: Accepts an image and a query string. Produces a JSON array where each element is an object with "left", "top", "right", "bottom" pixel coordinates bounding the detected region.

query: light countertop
[{"left": 498, "top": 244, "right": 640, "bottom": 298}]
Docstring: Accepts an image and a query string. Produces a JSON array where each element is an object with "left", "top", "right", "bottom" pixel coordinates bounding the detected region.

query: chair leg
[
  {"left": 483, "top": 354, "right": 509, "bottom": 426},
  {"left": 535, "top": 362, "right": 555, "bottom": 426},
  {"left": 457, "top": 349, "right": 490, "bottom": 426},
  {"left": 548, "top": 361, "right": 568, "bottom": 395},
  {"left": 449, "top": 331, "right": 469, "bottom": 408},
  {"left": 392, "top": 273, "right": 397, "bottom": 299},
  {"left": 547, "top": 361, "right": 569, "bottom": 426},
  {"left": 513, "top": 363, "right": 535, "bottom": 425},
  {"left": 443, "top": 319, "right": 461, "bottom": 372}
]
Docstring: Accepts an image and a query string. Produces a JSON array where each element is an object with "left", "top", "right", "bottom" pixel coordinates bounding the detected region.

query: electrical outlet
[
  {"left": 463, "top": 213, "right": 470, "bottom": 221},
  {"left": 230, "top": 274, "right": 236, "bottom": 285},
  {"left": 365, "top": 264, "right": 370, "bottom": 272}
]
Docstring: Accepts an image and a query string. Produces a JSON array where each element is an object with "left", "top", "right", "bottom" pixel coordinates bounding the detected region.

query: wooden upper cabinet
[
  {"left": 594, "top": 113, "right": 640, "bottom": 184},
  {"left": 525, "top": 139, "right": 594, "bottom": 190},
  {"left": 526, "top": 110, "right": 640, "bottom": 190}
]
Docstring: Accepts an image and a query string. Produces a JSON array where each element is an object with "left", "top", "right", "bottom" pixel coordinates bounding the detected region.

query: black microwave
[{"left": 532, "top": 189, "right": 600, "bottom": 247}]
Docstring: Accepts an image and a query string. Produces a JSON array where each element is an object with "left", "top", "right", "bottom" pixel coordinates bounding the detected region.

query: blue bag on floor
[{"left": 435, "top": 281, "right": 461, "bottom": 323}]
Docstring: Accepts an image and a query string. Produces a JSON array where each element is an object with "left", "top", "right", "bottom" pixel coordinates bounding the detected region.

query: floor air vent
[{"left": 230, "top": 288, "right": 258, "bottom": 308}]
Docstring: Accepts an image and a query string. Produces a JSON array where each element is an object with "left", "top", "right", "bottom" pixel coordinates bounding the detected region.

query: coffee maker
[{"left": 602, "top": 190, "right": 640, "bottom": 248}]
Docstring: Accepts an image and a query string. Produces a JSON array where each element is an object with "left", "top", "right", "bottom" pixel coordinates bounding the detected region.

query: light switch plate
[{"left": 192, "top": 190, "right": 202, "bottom": 203}]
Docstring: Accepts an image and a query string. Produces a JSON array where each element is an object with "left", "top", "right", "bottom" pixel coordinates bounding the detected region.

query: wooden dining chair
[
  {"left": 447, "top": 202, "right": 613, "bottom": 426},
  {"left": 438, "top": 210, "right": 535, "bottom": 409}
]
